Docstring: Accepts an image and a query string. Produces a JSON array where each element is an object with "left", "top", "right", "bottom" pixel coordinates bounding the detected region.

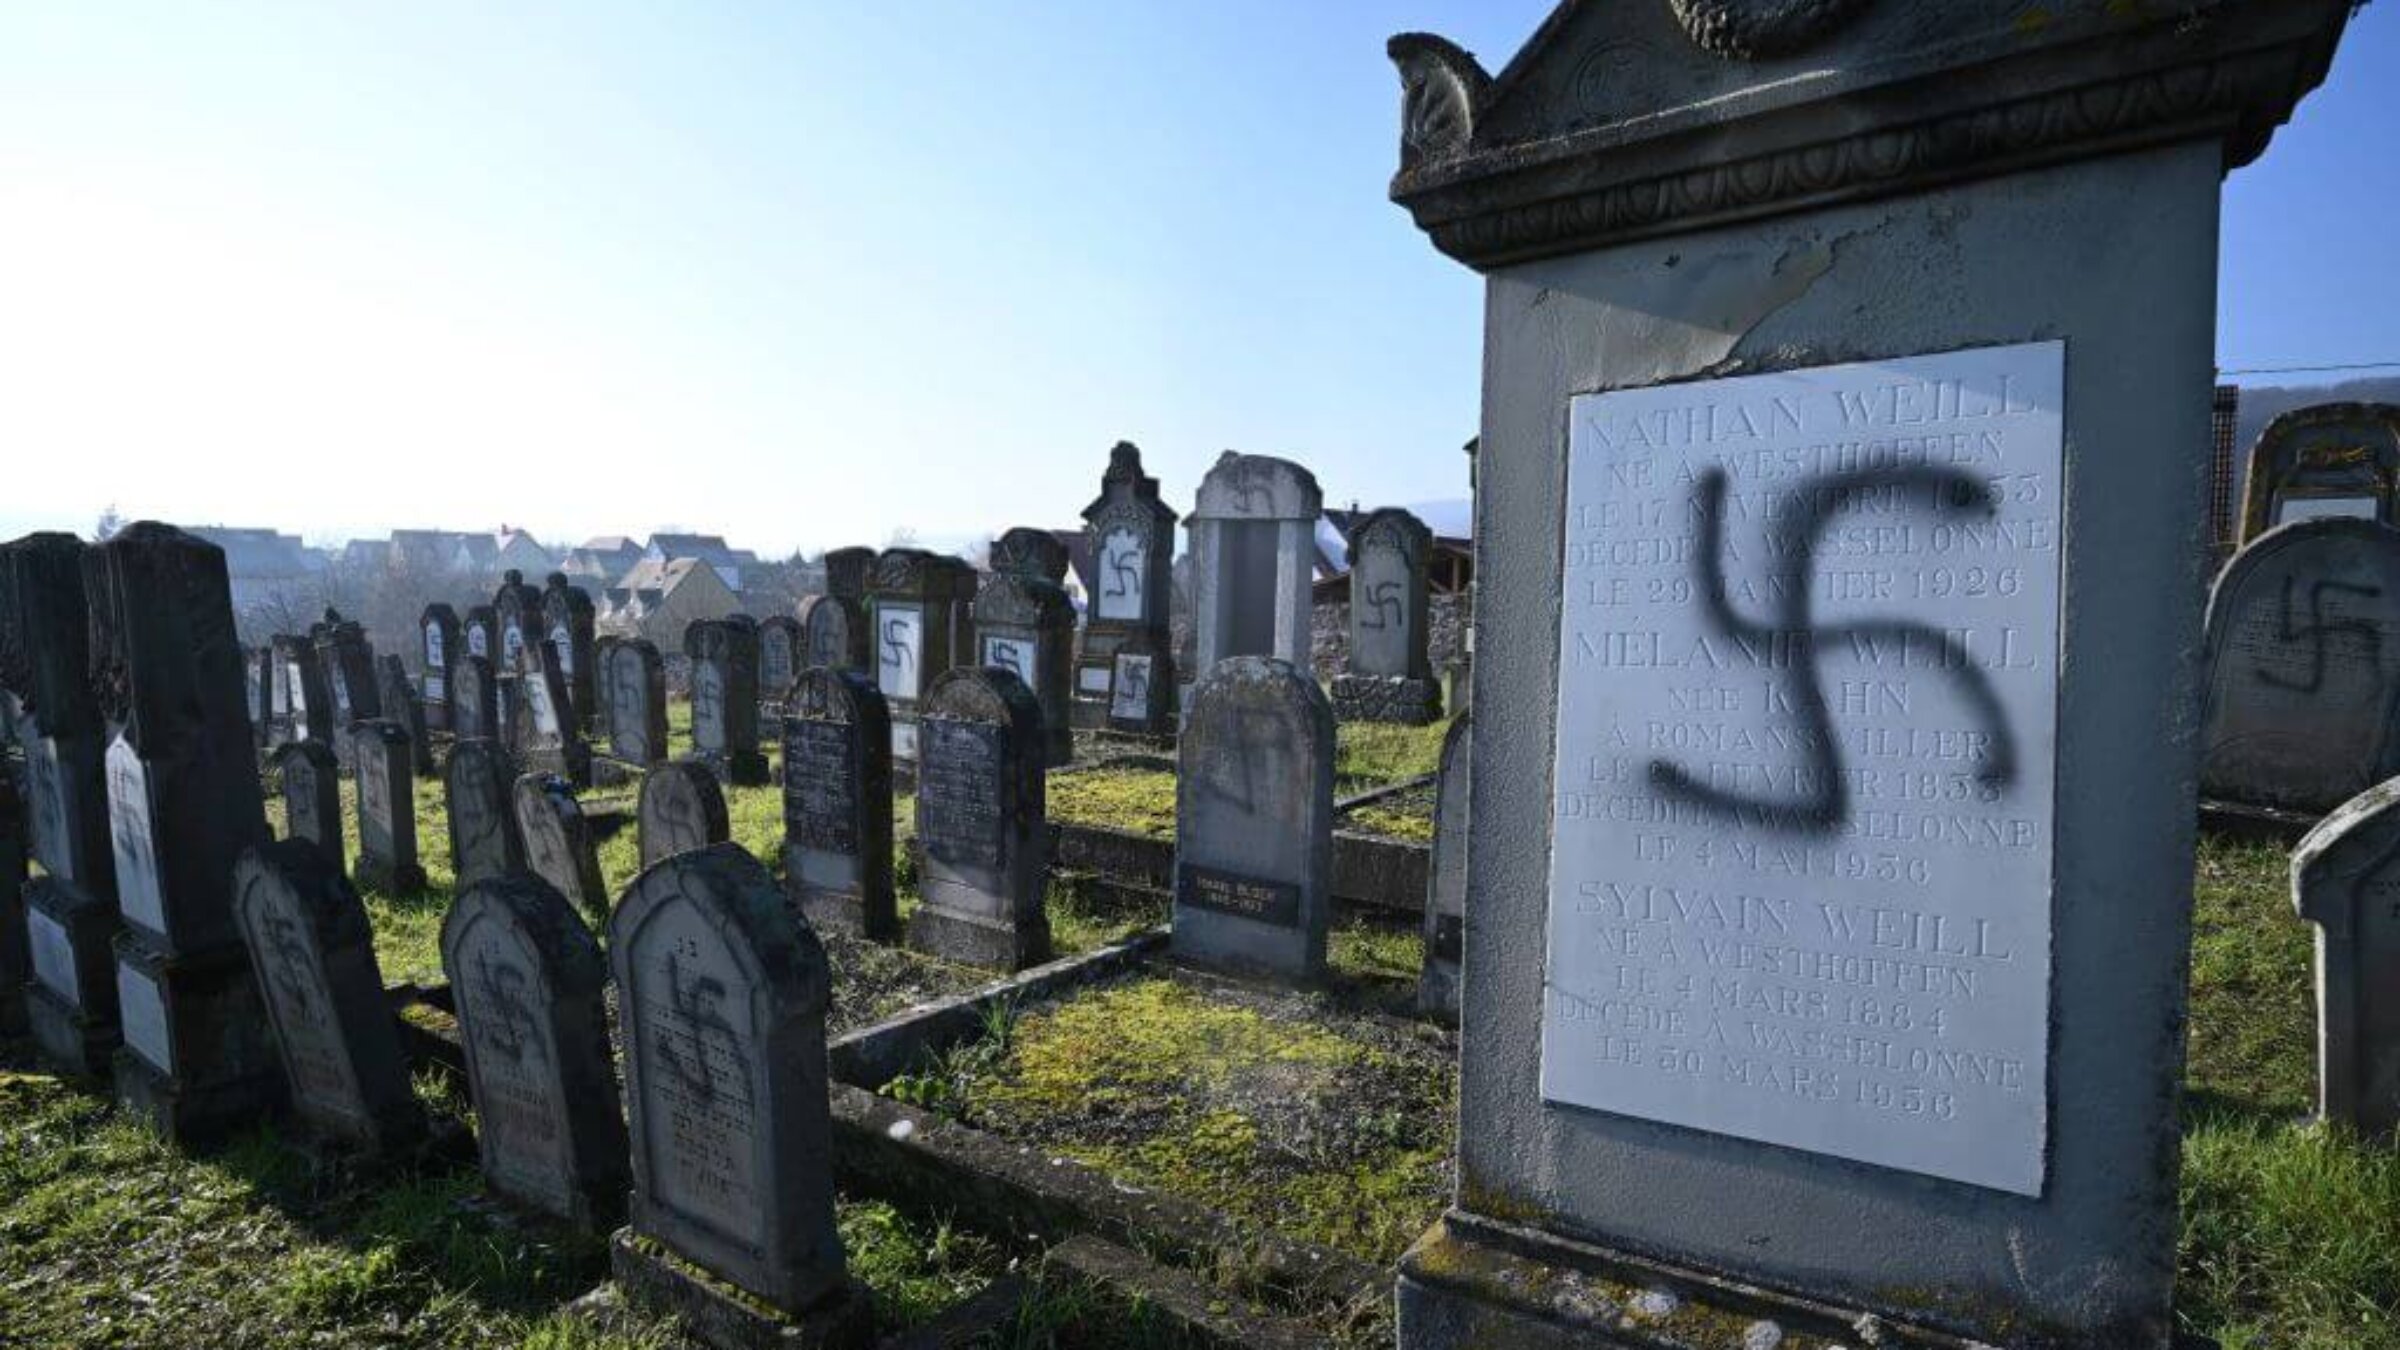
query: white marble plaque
[
  {"left": 877, "top": 605, "right": 925, "bottom": 702},
  {"left": 1543, "top": 342, "right": 2064, "bottom": 1197},
  {"left": 1096, "top": 528, "right": 1146, "bottom": 622},
  {"left": 117, "top": 958, "right": 174, "bottom": 1076},
  {"left": 468, "top": 626, "right": 490, "bottom": 659},
  {"left": 1078, "top": 665, "right": 1113, "bottom": 695},
  {"left": 28, "top": 906, "right": 76, "bottom": 1002},
  {"left": 892, "top": 720, "right": 918, "bottom": 763},
  {"left": 424, "top": 622, "right": 446, "bottom": 668},
  {"left": 550, "top": 623, "right": 574, "bottom": 675},
  {"left": 982, "top": 635, "right": 1036, "bottom": 687},
  {"left": 108, "top": 737, "right": 168, "bottom": 936}
]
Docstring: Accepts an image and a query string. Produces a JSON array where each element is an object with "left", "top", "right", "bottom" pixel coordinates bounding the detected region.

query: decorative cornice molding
[{"left": 1667, "top": 0, "right": 1872, "bottom": 61}]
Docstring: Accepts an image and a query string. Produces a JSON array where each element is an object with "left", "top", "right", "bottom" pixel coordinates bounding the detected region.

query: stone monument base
[
  {"left": 24, "top": 984, "right": 117, "bottom": 1081},
  {"left": 1397, "top": 1212, "right": 1986, "bottom": 1350},
  {"left": 1331, "top": 674, "right": 1443, "bottom": 726},
  {"left": 110, "top": 939, "right": 287, "bottom": 1145},
  {"left": 907, "top": 905, "right": 1050, "bottom": 973},
  {"left": 698, "top": 750, "right": 773, "bottom": 789},
  {"left": 611, "top": 1229, "right": 874, "bottom": 1350},
  {"left": 788, "top": 883, "right": 897, "bottom": 946}
]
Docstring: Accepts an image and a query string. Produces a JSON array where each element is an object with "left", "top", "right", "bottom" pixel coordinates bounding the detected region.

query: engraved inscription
[
  {"left": 920, "top": 719, "right": 1006, "bottom": 870},
  {"left": 459, "top": 932, "right": 573, "bottom": 1214},
  {"left": 632, "top": 904, "right": 764, "bottom": 1243},
  {"left": 1177, "top": 864, "right": 1301, "bottom": 929},
  {"left": 785, "top": 719, "right": 858, "bottom": 856}
]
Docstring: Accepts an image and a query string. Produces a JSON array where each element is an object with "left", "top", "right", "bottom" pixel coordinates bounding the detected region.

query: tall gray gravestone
[
  {"left": 1332, "top": 507, "right": 1442, "bottom": 725},
  {"left": 314, "top": 609, "right": 382, "bottom": 725},
  {"left": 867, "top": 548, "right": 977, "bottom": 765},
  {"left": 1382, "top": 5, "right": 2351, "bottom": 1345},
  {"left": 758, "top": 616, "right": 803, "bottom": 709},
  {"left": 463, "top": 605, "right": 499, "bottom": 670},
  {"left": 515, "top": 774, "right": 609, "bottom": 927},
  {"left": 989, "top": 527, "right": 1068, "bottom": 586},
  {"left": 798, "top": 593, "right": 869, "bottom": 677},
  {"left": 452, "top": 653, "right": 499, "bottom": 743},
  {"left": 606, "top": 844, "right": 872, "bottom": 1347},
  {"left": 266, "top": 640, "right": 295, "bottom": 748},
  {"left": 781, "top": 668, "right": 895, "bottom": 942},
  {"left": 352, "top": 720, "right": 427, "bottom": 893},
  {"left": 542, "top": 573, "right": 598, "bottom": 728},
  {"left": 495, "top": 570, "right": 542, "bottom": 675},
  {"left": 275, "top": 739, "right": 345, "bottom": 873},
  {"left": 2237, "top": 403, "right": 2400, "bottom": 544},
  {"left": 87, "top": 523, "right": 282, "bottom": 1141},
  {"left": 1076, "top": 442, "right": 1179, "bottom": 732},
  {"left": 2199, "top": 518, "right": 2400, "bottom": 815},
  {"left": 0, "top": 533, "right": 122, "bottom": 1078},
  {"left": 684, "top": 619, "right": 770, "bottom": 787},
  {"left": 821, "top": 546, "right": 875, "bottom": 604},
  {"left": 233, "top": 840, "right": 423, "bottom": 1154},
  {"left": 1171, "top": 657, "right": 1331, "bottom": 981},
  {"left": 447, "top": 740, "right": 526, "bottom": 892},
  {"left": 2291, "top": 779, "right": 2400, "bottom": 1135},
  {"left": 516, "top": 643, "right": 592, "bottom": 788},
  {"left": 1419, "top": 712, "right": 1469, "bottom": 1024},
  {"left": 639, "top": 760, "right": 731, "bottom": 870},
  {"left": 375, "top": 653, "right": 434, "bottom": 778},
  {"left": 909, "top": 668, "right": 1048, "bottom": 971},
  {"left": 279, "top": 633, "right": 334, "bottom": 746},
  {"left": 245, "top": 646, "right": 273, "bottom": 749},
  {"left": 593, "top": 634, "right": 621, "bottom": 730},
  {"left": 970, "top": 570, "right": 1075, "bottom": 768},
  {"left": 606, "top": 639, "right": 668, "bottom": 766},
  {"left": 442, "top": 871, "right": 629, "bottom": 1226},
  {"left": 1187, "top": 453, "right": 1320, "bottom": 677},
  {"left": 419, "top": 603, "right": 459, "bottom": 732}
]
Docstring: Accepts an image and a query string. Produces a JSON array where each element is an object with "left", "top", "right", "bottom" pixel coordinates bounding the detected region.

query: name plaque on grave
[
  {"left": 107, "top": 738, "right": 167, "bottom": 936},
  {"left": 28, "top": 907, "right": 77, "bottom": 1002},
  {"left": 1110, "top": 654, "right": 1154, "bottom": 721},
  {"left": 785, "top": 720, "right": 857, "bottom": 855},
  {"left": 1543, "top": 342, "right": 2063, "bottom": 1197},
  {"left": 1097, "top": 528, "right": 1145, "bottom": 622},
  {"left": 981, "top": 636, "right": 1035, "bottom": 687},
  {"left": 117, "top": 960, "right": 173, "bottom": 1076},
  {"left": 878, "top": 605, "right": 925, "bottom": 702},
  {"left": 1177, "top": 864, "right": 1302, "bottom": 929},
  {"left": 920, "top": 719, "right": 1005, "bottom": 868}
]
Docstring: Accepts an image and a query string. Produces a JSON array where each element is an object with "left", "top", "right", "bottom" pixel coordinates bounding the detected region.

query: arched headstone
[
  {"left": 542, "top": 574, "right": 598, "bottom": 726},
  {"left": 639, "top": 760, "right": 730, "bottom": 869},
  {"left": 1186, "top": 453, "right": 1321, "bottom": 675},
  {"left": 798, "top": 593, "right": 869, "bottom": 677},
  {"left": 607, "top": 639, "right": 669, "bottom": 766},
  {"left": 969, "top": 572, "right": 1075, "bottom": 767},
  {"left": 446, "top": 739, "right": 525, "bottom": 891},
  {"left": 2293, "top": 778, "right": 2400, "bottom": 1134},
  {"left": 1333, "top": 507, "right": 1442, "bottom": 725},
  {"left": 276, "top": 739, "right": 344, "bottom": 872},
  {"left": 452, "top": 654, "right": 499, "bottom": 744},
  {"left": 1172, "top": 657, "right": 1332, "bottom": 981},
  {"left": 781, "top": 668, "right": 895, "bottom": 941},
  {"left": 684, "top": 619, "right": 769, "bottom": 786},
  {"left": 515, "top": 773, "right": 609, "bottom": 926},
  {"left": 758, "top": 616, "right": 803, "bottom": 709},
  {"left": 1076, "top": 442, "right": 1179, "bottom": 732},
  {"left": 909, "top": 668, "right": 1048, "bottom": 970}
]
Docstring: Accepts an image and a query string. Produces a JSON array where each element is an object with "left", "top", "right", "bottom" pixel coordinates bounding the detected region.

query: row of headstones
[{"left": 415, "top": 569, "right": 599, "bottom": 734}]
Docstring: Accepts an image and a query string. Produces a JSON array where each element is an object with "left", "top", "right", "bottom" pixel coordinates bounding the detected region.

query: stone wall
[{"left": 1311, "top": 592, "right": 1469, "bottom": 683}]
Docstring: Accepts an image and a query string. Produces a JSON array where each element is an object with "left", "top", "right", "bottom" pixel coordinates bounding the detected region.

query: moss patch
[
  {"left": 1046, "top": 767, "right": 1179, "bottom": 840},
  {"left": 1333, "top": 718, "right": 1451, "bottom": 789}
]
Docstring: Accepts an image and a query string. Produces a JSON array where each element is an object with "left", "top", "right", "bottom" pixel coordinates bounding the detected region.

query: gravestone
[
  {"left": 758, "top": 616, "right": 803, "bottom": 708},
  {"left": 313, "top": 608, "right": 382, "bottom": 726},
  {"left": 821, "top": 546, "right": 875, "bottom": 603},
  {"left": 606, "top": 843, "right": 871, "bottom": 1345},
  {"left": 970, "top": 571, "right": 1075, "bottom": 767},
  {"left": 798, "top": 592, "right": 870, "bottom": 676},
  {"left": 22, "top": 878, "right": 120, "bottom": 1077},
  {"left": 375, "top": 654, "right": 435, "bottom": 777},
  {"left": 464, "top": 605, "right": 499, "bottom": 669},
  {"left": 1419, "top": 714, "right": 1470, "bottom": 1024},
  {"left": 593, "top": 634, "right": 621, "bottom": 732},
  {"left": 606, "top": 639, "right": 669, "bottom": 766},
  {"left": 85, "top": 523, "right": 282, "bottom": 1139},
  {"left": 233, "top": 840, "right": 423, "bottom": 1153},
  {"left": 245, "top": 647, "right": 274, "bottom": 749},
  {"left": 2292, "top": 779, "right": 2400, "bottom": 1135},
  {"left": 2199, "top": 519, "right": 2400, "bottom": 815},
  {"left": 909, "top": 668, "right": 1048, "bottom": 970},
  {"left": 781, "top": 668, "right": 896, "bottom": 941},
  {"left": 516, "top": 643, "right": 593, "bottom": 787},
  {"left": 452, "top": 653, "right": 499, "bottom": 743},
  {"left": 495, "top": 570, "right": 543, "bottom": 675},
  {"left": 447, "top": 739, "right": 526, "bottom": 891},
  {"left": 278, "top": 633, "right": 334, "bottom": 745},
  {"left": 1381, "top": 5, "right": 2352, "bottom": 1344},
  {"left": 419, "top": 603, "right": 459, "bottom": 732},
  {"left": 1186, "top": 453, "right": 1320, "bottom": 676},
  {"left": 352, "top": 720, "right": 427, "bottom": 893},
  {"left": 515, "top": 774, "right": 610, "bottom": 927},
  {"left": 2238, "top": 403, "right": 2400, "bottom": 543},
  {"left": 1332, "top": 508, "right": 1442, "bottom": 725},
  {"left": 542, "top": 573, "right": 598, "bottom": 728},
  {"left": 683, "top": 619, "right": 770, "bottom": 786},
  {"left": 867, "top": 548, "right": 977, "bottom": 764},
  {"left": 266, "top": 641, "right": 295, "bottom": 748},
  {"left": 639, "top": 760, "right": 730, "bottom": 869},
  {"left": 442, "top": 871, "right": 630, "bottom": 1227},
  {"left": 1104, "top": 631, "right": 1171, "bottom": 734},
  {"left": 0, "top": 778, "right": 25, "bottom": 1037},
  {"left": 1171, "top": 657, "right": 1331, "bottom": 981},
  {"left": 275, "top": 740, "right": 345, "bottom": 872},
  {"left": 1076, "top": 442, "right": 1180, "bottom": 732},
  {"left": 989, "top": 527, "right": 1069, "bottom": 584}
]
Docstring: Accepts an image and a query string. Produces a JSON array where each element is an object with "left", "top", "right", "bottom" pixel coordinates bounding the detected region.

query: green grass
[
  {"left": 1046, "top": 767, "right": 1179, "bottom": 839},
  {"left": 1332, "top": 718, "right": 1451, "bottom": 789}
]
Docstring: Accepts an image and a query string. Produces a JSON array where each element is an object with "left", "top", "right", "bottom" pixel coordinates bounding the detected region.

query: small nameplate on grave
[
  {"left": 919, "top": 719, "right": 1005, "bottom": 869},
  {"left": 117, "top": 960, "right": 173, "bottom": 1076},
  {"left": 28, "top": 907, "right": 76, "bottom": 1002},
  {"left": 1110, "top": 655, "right": 1153, "bottom": 721},
  {"left": 1543, "top": 342, "right": 2063, "bottom": 1198},
  {"left": 1078, "top": 666, "right": 1112, "bottom": 695},
  {"left": 786, "top": 720, "right": 857, "bottom": 856},
  {"left": 107, "top": 737, "right": 167, "bottom": 936},
  {"left": 1177, "top": 864, "right": 1302, "bottom": 929}
]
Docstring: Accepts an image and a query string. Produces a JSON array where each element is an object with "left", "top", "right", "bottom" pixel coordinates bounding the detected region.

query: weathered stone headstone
[
  {"left": 989, "top": 526, "right": 1069, "bottom": 584},
  {"left": 495, "top": 570, "right": 543, "bottom": 675},
  {"left": 245, "top": 646, "right": 274, "bottom": 749},
  {"left": 1332, "top": 508, "right": 1442, "bottom": 725},
  {"left": 909, "top": 668, "right": 1048, "bottom": 970},
  {"left": 1380, "top": 6, "right": 2351, "bottom": 1342},
  {"left": 1076, "top": 442, "right": 1179, "bottom": 732},
  {"left": 2292, "top": 778, "right": 2400, "bottom": 1135},
  {"left": 2199, "top": 519, "right": 2400, "bottom": 815},
  {"left": 2239, "top": 403, "right": 2400, "bottom": 543},
  {"left": 515, "top": 643, "right": 592, "bottom": 787},
  {"left": 0, "top": 778, "right": 25, "bottom": 1037},
  {"left": 970, "top": 571, "right": 1075, "bottom": 767},
  {"left": 593, "top": 634, "right": 621, "bottom": 730},
  {"left": 463, "top": 605, "right": 499, "bottom": 668},
  {"left": 821, "top": 546, "right": 875, "bottom": 603},
  {"left": 606, "top": 639, "right": 668, "bottom": 766},
  {"left": 312, "top": 608, "right": 383, "bottom": 728},
  {"left": 419, "top": 603, "right": 459, "bottom": 732},
  {"left": 22, "top": 877, "right": 120, "bottom": 1077},
  {"left": 867, "top": 548, "right": 977, "bottom": 764},
  {"left": 375, "top": 654, "right": 435, "bottom": 778},
  {"left": 451, "top": 653, "right": 499, "bottom": 743},
  {"left": 1104, "top": 631, "right": 1171, "bottom": 733},
  {"left": 447, "top": 739, "right": 526, "bottom": 891},
  {"left": 266, "top": 641, "right": 296, "bottom": 748},
  {"left": 1186, "top": 453, "right": 1320, "bottom": 676},
  {"left": 515, "top": 774, "right": 610, "bottom": 926},
  {"left": 442, "top": 871, "right": 630, "bottom": 1227},
  {"left": 352, "top": 720, "right": 427, "bottom": 893},
  {"left": 798, "top": 592, "right": 870, "bottom": 676},
  {"left": 541, "top": 573, "right": 598, "bottom": 727},
  {"left": 233, "top": 839, "right": 423, "bottom": 1153},
  {"left": 758, "top": 615, "right": 803, "bottom": 707},
  {"left": 1171, "top": 657, "right": 1331, "bottom": 981},
  {"left": 1419, "top": 713, "right": 1469, "bottom": 1024},
  {"left": 278, "top": 633, "right": 334, "bottom": 745},
  {"left": 683, "top": 619, "right": 770, "bottom": 786},
  {"left": 639, "top": 760, "right": 731, "bottom": 869},
  {"left": 607, "top": 843, "right": 870, "bottom": 1345},
  {"left": 781, "top": 668, "right": 895, "bottom": 941},
  {"left": 275, "top": 739, "right": 345, "bottom": 872}
]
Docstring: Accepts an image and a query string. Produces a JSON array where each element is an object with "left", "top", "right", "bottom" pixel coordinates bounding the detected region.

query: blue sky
[{"left": 0, "top": 3, "right": 2391, "bottom": 556}]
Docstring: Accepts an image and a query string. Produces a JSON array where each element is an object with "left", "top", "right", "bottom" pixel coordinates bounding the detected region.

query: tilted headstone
[
  {"left": 451, "top": 653, "right": 500, "bottom": 744},
  {"left": 2293, "top": 778, "right": 2400, "bottom": 1135},
  {"left": 352, "top": 720, "right": 427, "bottom": 893},
  {"left": 2199, "top": 519, "right": 2400, "bottom": 814},
  {"left": 375, "top": 654, "right": 435, "bottom": 777},
  {"left": 1172, "top": 657, "right": 1331, "bottom": 981},
  {"left": 798, "top": 592, "right": 869, "bottom": 677},
  {"left": 1186, "top": 452, "right": 1320, "bottom": 675},
  {"left": 1104, "top": 631, "right": 1171, "bottom": 734},
  {"left": 2239, "top": 403, "right": 2400, "bottom": 543},
  {"left": 606, "top": 843, "right": 870, "bottom": 1341},
  {"left": 781, "top": 668, "right": 896, "bottom": 941},
  {"left": 463, "top": 605, "right": 499, "bottom": 668},
  {"left": 909, "top": 667, "right": 1048, "bottom": 970},
  {"left": 989, "top": 526, "right": 1069, "bottom": 584},
  {"left": 275, "top": 739, "right": 345, "bottom": 872},
  {"left": 494, "top": 570, "right": 543, "bottom": 675},
  {"left": 639, "top": 760, "right": 730, "bottom": 870},
  {"left": 867, "top": 548, "right": 978, "bottom": 764},
  {"left": 447, "top": 739, "right": 526, "bottom": 892},
  {"left": 1419, "top": 713, "right": 1469, "bottom": 1024},
  {"left": 233, "top": 839, "right": 423, "bottom": 1153},
  {"left": 820, "top": 546, "right": 875, "bottom": 603},
  {"left": 419, "top": 603, "right": 459, "bottom": 732},
  {"left": 515, "top": 643, "right": 592, "bottom": 787},
  {"left": 542, "top": 573, "right": 598, "bottom": 727},
  {"left": 606, "top": 639, "right": 669, "bottom": 766},
  {"left": 278, "top": 633, "right": 334, "bottom": 745},
  {"left": 1332, "top": 508, "right": 1442, "bottom": 725},
  {"left": 515, "top": 774, "right": 609, "bottom": 926},
  {"left": 442, "top": 871, "right": 630, "bottom": 1227},
  {"left": 312, "top": 608, "right": 382, "bottom": 727},
  {"left": 684, "top": 619, "right": 770, "bottom": 786},
  {"left": 757, "top": 616, "right": 803, "bottom": 708},
  {"left": 1076, "top": 442, "right": 1179, "bottom": 731},
  {"left": 970, "top": 571, "right": 1075, "bottom": 768}
]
